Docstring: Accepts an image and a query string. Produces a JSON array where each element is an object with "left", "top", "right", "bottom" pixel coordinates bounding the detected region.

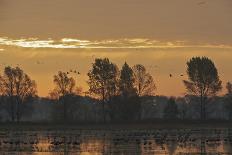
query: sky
[{"left": 0, "top": 0, "right": 232, "bottom": 97}]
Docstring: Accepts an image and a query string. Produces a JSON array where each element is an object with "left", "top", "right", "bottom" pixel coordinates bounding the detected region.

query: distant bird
[
  {"left": 36, "top": 61, "right": 43, "bottom": 65},
  {"left": 70, "top": 69, "right": 73, "bottom": 72},
  {"left": 180, "top": 74, "right": 184, "bottom": 77},
  {"left": 198, "top": 1, "right": 206, "bottom": 5},
  {"left": 169, "top": 74, "right": 173, "bottom": 78},
  {"left": 78, "top": 72, "right": 80, "bottom": 75},
  {"left": 67, "top": 72, "right": 69, "bottom": 74},
  {"left": 73, "top": 70, "right": 77, "bottom": 73}
]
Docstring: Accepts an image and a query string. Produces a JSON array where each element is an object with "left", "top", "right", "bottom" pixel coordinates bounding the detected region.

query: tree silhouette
[
  {"left": 109, "top": 94, "right": 141, "bottom": 121},
  {"left": 113, "top": 62, "right": 141, "bottom": 120},
  {"left": 183, "top": 57, "right": 222, "bottom": 120},
  {"left": 0, "top": 66, "right": 37, "bottom": 122},
  {"left": 132, "top": 64, "right": 156, "bottom": 96},
  {"left": 225, "top": 82, "right": 232, "bottom": 120},
  {"left": 163, "top": 98, "right": 178, "bottom": 119},
  {"left": 119, "top": 62, "right": 136, "bottom": 96},
  {"left": 50, "top": 71, "right": 76, "bottom": 121},
  {"left": 50, "top": 71, "right": 76, "bottom": 98},
  {"left": 87, "top": 58, "right": 119, "bottom": 122},
  {"left": 226, "top": 82, "right": 232, "bottom": 95}
]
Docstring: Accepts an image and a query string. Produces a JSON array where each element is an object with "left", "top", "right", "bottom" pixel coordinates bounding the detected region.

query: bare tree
[
  {"left": 87, "top": 58, "right": 119, "bottom": 122},
  {"left": 51, "top": 71, "right": 76, "bottom": 98},
  {"left": 0, "top": 66, "right": 37, "bottom": 122},
  {"left": 50, "top": 71, "right": 76, "bottom": 121},
  {"left": 226, "top": 82, "right": 232, "bottom": 95},
  {"left": 183, "top": 57, "right": 222, "bottom": 120},
  {"left": 132, "top": 64, "right": 156, "bottom": 96}
]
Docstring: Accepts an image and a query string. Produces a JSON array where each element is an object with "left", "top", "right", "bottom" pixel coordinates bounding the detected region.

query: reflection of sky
[{"left": 0, "top": 129, "right": 231, "bottom": 154}]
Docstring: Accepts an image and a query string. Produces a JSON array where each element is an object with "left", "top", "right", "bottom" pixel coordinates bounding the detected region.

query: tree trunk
[
  {"left": 62, "top": 97, "right": 66, "bottom": 122},
  {"left": 10, "top": 99, "right": 15, "bottom": 122},
  {"left": 200, "top": 94, "right": 204, "bottom": 120},
  {"left": 102, "top": 88, "right": 106, "bottom": 123},
  {"left": 16, "top": 97, "right": 22, "bottom": 123}
]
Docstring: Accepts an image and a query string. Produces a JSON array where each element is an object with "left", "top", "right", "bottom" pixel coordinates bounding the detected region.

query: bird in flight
[
  {"left": 36, "top": 61, "right": 44, "bottom": 65},
  {"left": 198, "top": 1, "right": 206, "bottom": 5},
  {"left": 169, "top": 74, "right": 173, "bottom": 78}
]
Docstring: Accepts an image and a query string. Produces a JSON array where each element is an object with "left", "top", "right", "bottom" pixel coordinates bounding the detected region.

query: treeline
[{"left": 0, "top": 56, "right": 231, "bottom": 122}]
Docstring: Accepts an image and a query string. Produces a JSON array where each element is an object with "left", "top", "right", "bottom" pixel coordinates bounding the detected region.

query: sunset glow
[{"left": 0, "top": 0, "right": 231, "bottom": 97}]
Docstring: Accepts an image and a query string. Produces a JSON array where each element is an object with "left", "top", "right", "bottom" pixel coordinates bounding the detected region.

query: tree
[
  {"left": 109, "top": 95, "right": 141, "bottom": 121},
  {"left": 224, "top": 82, "right": 232, "bottom": 120},
  {"left": 51, "top": 71, "right": 76, "bottom": 98},
  {"left": 0, "top": 66, "right": 37, "bottom": 122},
  {"left": 119, "top": 62, "right": 136, "bottom": 96},
  {"left": 163, "top": 98, "right": 178, "bottom": 119},
  {"left": 226, "top": 82, "right": 232, "bottom": 95},
  {"left": 50, "top": 71, "right": 76, "bottom": 121},
  {"left": 183, "top": 57, "right": 222, "bottom": 120},
  {"left": 111, "top": 62, "right": 141, "bottom": 120},
  {"left": 87, "top": 58, "right": 119, "bottom": 122},
  {"left": 132, "top": 64, "right": 156, "bottom": 96}
]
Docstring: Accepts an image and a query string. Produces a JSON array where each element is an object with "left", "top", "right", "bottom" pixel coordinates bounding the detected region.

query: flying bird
[
  {"left": 169, "top": 74, "right": 173, "bottom": 78},
  {"left": 198, "top": 1, "right": 206, "bottom": 5},
  {"left": 36, "top": 61, "right": 43, "bottom": 65}
]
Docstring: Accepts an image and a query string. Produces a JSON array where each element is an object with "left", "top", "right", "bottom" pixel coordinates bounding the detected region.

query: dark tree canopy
[
  {"left": 224, "top": 82, "right": 232, "bottom": 120},
  {"left": 119, "top": 62, "right": 136, "bottom": 96},
  {"left": 163, "top": 98, "right": 178, "bottom": 119},
  {"left": 132, "top": 64, "right": 156, "bottom": 96},
  {"left": 183, "top": 57, "right": 222, "bottom": 120},
  {"left": 87, "top": 58, "right": 119, "bottom": 101},
  {"left": 50, "top": 71, "right": 79, "bottom": 121},
  {"left": 226, "top": 82, "right": 232, "bottom": 95},
  {"left": 109, "top": 95, "right": 141, "bottom": 121},
  {"left": 50, "top": 71, "right": 76, "bottom": 99},
  {"left": 183, "top": 57, "right": 222, "bottom": 97},
  {"left": 87, "top": 58, "right": 119, "bottom": 122},
  {"left": 0, "top": 66, "right": 37, "bottom": 122}
]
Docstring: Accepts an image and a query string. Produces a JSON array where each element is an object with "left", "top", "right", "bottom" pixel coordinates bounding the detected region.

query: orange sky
[{"left": 0, "top": 0, "right": 231, "bottom": 97}]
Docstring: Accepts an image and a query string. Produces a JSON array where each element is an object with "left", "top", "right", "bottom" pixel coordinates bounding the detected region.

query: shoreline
[{"left": 1, "top": 120, "right": 232, "bottom": 130}]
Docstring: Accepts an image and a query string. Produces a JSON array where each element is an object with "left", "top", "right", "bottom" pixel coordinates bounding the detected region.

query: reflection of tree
[
  {"left": 223, "top": 128, "right": 232, "bottom": 153},
  {"left": 200, "top": 129, "right": 206, "bottom": 154},
  {"left": 165, "top": 140, "right": 178, "bottom": 155}
]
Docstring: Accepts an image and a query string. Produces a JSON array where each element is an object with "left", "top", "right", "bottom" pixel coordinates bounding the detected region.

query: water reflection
[{"left": 0, "top": 128, "right": 232, "bottom": 154}]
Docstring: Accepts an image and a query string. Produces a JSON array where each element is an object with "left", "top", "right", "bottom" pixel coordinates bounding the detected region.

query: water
[{"left": 0, "top": 128, "right": 232, "bottom": 154}]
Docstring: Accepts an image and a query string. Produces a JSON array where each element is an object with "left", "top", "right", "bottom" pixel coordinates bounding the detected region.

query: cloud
[{"left": 0, "top": 37, "right": 232, "bottom": 50}]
